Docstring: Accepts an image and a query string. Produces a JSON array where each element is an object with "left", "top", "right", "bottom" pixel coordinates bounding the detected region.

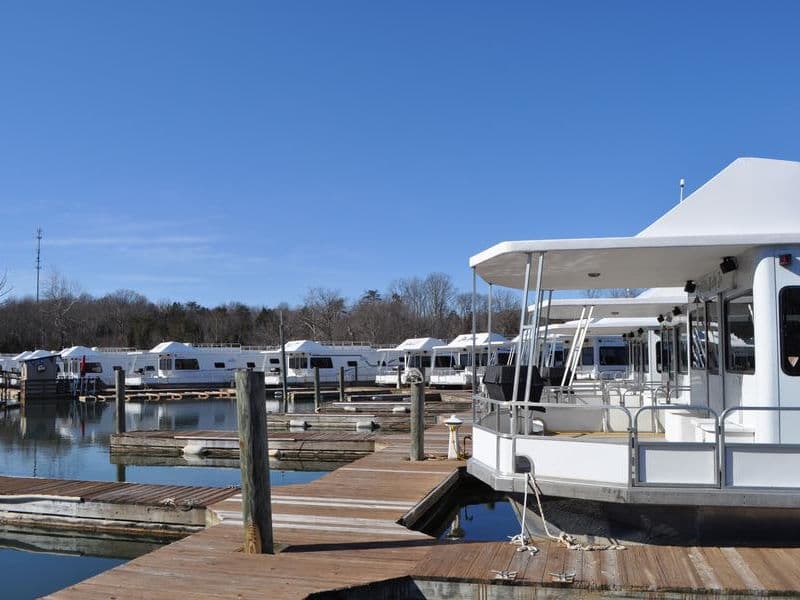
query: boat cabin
[
  {"left": 263, "top": 340, "right": 381, "bottom": 386},
  {"left": 429, "top": 333, "right": 511, "bottom": 388},
  {"left": 375, "top": 337, "right": 446, "bottom": 385}
]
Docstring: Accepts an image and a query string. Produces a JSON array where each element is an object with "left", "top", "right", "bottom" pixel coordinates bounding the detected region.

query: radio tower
[{"left": 35, "top": 227, "right": 42, "bottom": 303}]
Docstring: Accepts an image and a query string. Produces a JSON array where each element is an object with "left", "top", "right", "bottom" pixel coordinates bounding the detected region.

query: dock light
[
  {"left": 720, "top": 256, "right": 738, "bottom": 274},
  {"left": 672, "top": 306, "right": 682, "bottom": 316},
  {"left": 684, "top": 280, "right": 696, "bottom": 293},
  {"left": 657, "top": 314, "right": 665, "bottom": 323},
  {"left": 444, "top": 415, "right": 464, "bottom": 459},
  {"left": 780, "top": 253, "right": 793, "bottom": 267}
]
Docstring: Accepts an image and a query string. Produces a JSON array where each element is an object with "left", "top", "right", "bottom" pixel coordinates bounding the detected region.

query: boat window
[
  {"left": 175, "top": 358, "right": 200, "bottom": 370},
  {"left": 289, "top": 356, "right": 307, "bottom": 369},
  {"left": 269, "top": 359, "right": 279, "bottom": 364},
  {"left": 689, "top": 307, "right": 706, "bottom": 369},
  {"left": 655, "top": 340, "right": 662, "bottom": 373},
  {"left": 599, "top": 346, "right": 627, "bottom": 366},
  {"left": 580, "top": 347, "right": 594, "bottom": 366},
  {"left": 659, "top": 333, "right": 673, "bottom": 374},
  {"left": 85, "top": 362, "right": 103, "bottom": 374},
  {"left": 780, "top": 286, "right": 800, "bottom": 376},
  {"left": 725, "top": 292, "right": 755, "bottom": 373},
  {"left": 247, "top": 362, "right": 256, "bottom": 368},
  {"left": 347, "top": 360, "right": 357, "bottom": 367},
  {"left": 309, "top": 356, "right": 333, "bottom": 369},
  {"left": 434, "top": 355, "right": 453, "bottom": 368},
  {"left": 214, "top": 362, "right": 225, "bottom": 369},
  {"left": 159, "top": 357, "right": 172, "bottom": 371},
  {"left": 676, "top": 324, "right": 688, "bottom": 374},
  {"left": 706, "top": 300, "right": 721, "bottom": 374},
  {"left": 112, "top": 365, "right": 123, "bottom": 371}
]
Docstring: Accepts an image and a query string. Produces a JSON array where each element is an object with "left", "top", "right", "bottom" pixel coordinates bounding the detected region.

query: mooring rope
[{"left": 525, "top": 471, "right": 625, "bottom": 552}]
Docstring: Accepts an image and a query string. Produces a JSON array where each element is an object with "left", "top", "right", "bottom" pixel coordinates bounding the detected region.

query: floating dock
[
  {"left": 0, "top": 476, "right": 237, "bottom": 539},
  {"left": 111, "top": 430, "right": 378, "bottom": 463},
  {"left": 44, "top": 420, "right": 800, "bottom": 599}
]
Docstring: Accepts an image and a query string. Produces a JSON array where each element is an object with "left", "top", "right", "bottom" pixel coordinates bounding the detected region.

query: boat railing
[{"left": 473, "top": 393, "right": 800, "bottom": 490}]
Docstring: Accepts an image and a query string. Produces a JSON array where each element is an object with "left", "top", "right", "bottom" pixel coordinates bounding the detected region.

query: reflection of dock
[
  {"left": 111, "top": 430, "right": 378, "bottom": 463},
  {"left": 0, "top": 525, "right": 164, "bottom": 559},
  {"left": 0, "top": 475, "right": 236, "bottom": 539}
]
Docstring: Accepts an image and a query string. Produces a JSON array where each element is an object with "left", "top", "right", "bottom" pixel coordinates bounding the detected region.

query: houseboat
[
  {"left": 263, "top": 340, "right": 382, "bottom": 386},
  {"left": 125, "top": 342, "right": 268, "bottom": 388},
  {"left": 467, "top": 157, "right": 800, "bottom": 544},
  {"left": 429, "top": 333, "right": 511, "bottom": 388},
  {"left": 374, "top": 337, "right": 446, "bottom": 385}
]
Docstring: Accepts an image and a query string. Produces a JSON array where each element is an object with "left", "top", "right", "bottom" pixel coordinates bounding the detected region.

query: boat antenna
[
  {"left": 679, "top": 178, "right": 685, "bottom": 203},
  {"left": 35, "top": 227, "right": 43, "bottom": 303}
]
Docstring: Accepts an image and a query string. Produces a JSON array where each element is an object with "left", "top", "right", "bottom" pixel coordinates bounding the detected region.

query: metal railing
[{"left": 473, "top": 393, "right": 800, "bottom": 491}]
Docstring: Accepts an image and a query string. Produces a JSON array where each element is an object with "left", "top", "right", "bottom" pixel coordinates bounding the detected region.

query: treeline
[{"left": 0, "top": 272, "right": 521, "bottom": 353}]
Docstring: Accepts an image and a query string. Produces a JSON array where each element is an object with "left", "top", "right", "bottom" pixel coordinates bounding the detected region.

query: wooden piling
[
  {"left": 397, "top": 367, "right": 402, "bottom": 389},
  {"left": 235, "top": 369, "right": 273, "bottom": 554},
  {"left": 313, "top": 366, "right": 321, "bottom": 411},
  {"left": 410, "top": 381, "right": 425, "bottom": 461},
  {"left": 338, "top": 366, "right": 345, "bottom": 402},
  {"left": 115, "top": 369, "right": 126, "bottom": 435},
  {"left": 279, "top": 310, "right": 288, "bottom": 412}
]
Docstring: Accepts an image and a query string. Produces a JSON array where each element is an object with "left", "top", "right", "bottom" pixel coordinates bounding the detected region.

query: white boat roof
[
  {"left": 150, "top": 341, "right": 192, "bottom": 354},
  {"left": 13, "top": 351, "right": 32, "bottom": 361},
  {"left": 20, "top": 349, "right": 60, "bottom": 361},
  {"left": 471, "top": 158, "right": 800, "bottom": 290},
  {"left": 435, "top": 332, "right": 510, "bottom": 351},
  {"left": 61, "top": 345, "right": 101, "bottom": 358},
  {"left": 283, "top": 340, "right": 373, "bottom": 353},
  {"left": 547, "top": 317, "right": 661, "bottom": 337},
  {"left": 537, "top": 293, "right": 687, "bottom": 319},
  {"left": 394, "top": 337, "right": 447, "bottom": 351}
]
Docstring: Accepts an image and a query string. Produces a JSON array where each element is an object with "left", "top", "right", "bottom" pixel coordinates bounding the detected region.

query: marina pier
[{"left": 33, "top": 420, "right": 800, "bottom": 598}]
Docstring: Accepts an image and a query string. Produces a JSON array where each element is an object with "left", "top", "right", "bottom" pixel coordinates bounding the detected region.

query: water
[
  {"left": 0, "top": 547, "right": 125, "bottom": 599},
  {"left": 438, "top": 499, "right": 520, "bottom": 542},
  {"left": 0, "top": 397, "right": 324, "bottom": 599}
]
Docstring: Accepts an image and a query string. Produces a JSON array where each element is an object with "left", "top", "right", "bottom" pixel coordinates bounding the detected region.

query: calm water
[
  {"left": 438, "top": 498, "right": 520, "bottom": 542},
  {"left": 0, "top": 397, "right": 322, "bottom": 599}
]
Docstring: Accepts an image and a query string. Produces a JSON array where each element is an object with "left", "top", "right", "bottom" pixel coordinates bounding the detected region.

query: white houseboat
[
  {"left": 429, "top": 333, "right": 511, "bottom": 388},
  {"left": 374, "top": 338, "right": 447, "bottom": 385},
  {"left": 467, "top": 157, "right": 800, "bottom": 544},
  {"left": 126, "top": 342, "right": 267, "bottom": 388},
  {"left": 263, "top": 340, "right": 382, "bottom": 386}
]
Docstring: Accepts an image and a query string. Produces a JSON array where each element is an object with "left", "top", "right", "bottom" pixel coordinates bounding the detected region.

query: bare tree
[{"left": 0, "top": 271, "right": 10, "bottom": 303}]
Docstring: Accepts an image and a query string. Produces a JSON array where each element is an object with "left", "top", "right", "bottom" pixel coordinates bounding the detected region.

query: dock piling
[
  {"left": 410, "top": 380, "right": 425, "bottom": 461},
  {"left": 397, "top": 367, "right": 402, "bottom": 389},
  {"left": 235, "top": 369, "right": 274, "bottom": 554},
  {"left": 115, "top": 369, "right": 126, "bottom": 434},
  {"left": 313, "top": 366, "right": 321, "bottom": 411},
  {"left": 338, "top": 366, "right": 345, "bottom": 402}
]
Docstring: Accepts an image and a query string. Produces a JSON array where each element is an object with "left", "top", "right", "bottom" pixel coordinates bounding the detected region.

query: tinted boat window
[
  {"left": 706, "top": 300, "right": 721, "bottom": 374},
  {"left": 175, "top": 358, "right": 200, "bottom": 370},
  {"left": 309, "top": 356, "right": 333, "bottom": 369},
  {"left": 726, "top": 293, "right": 755, "bottom": 373},
  {"left": 780, "top": 286, "right": 800, "bottom": 376}
]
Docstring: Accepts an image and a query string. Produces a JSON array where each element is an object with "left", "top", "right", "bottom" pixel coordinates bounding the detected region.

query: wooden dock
[
  {"left": 111, "top": 430, "right": 378, "bottom": 463},
  {"left": 45, "top": 422, "right": 800, "bottom": 598},
  {"left": 0, "top": 475, "right": 237, "bottom": 539}
]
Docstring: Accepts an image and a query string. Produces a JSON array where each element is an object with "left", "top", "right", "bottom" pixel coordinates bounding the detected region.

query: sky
[{"left": 1, "top": 1, "right": 799, "bottom": 307}]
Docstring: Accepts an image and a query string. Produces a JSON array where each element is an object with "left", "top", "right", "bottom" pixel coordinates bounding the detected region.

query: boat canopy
[
  {"left": 537, "top": 293, "right": 688, "bottom": 319},
  {"left": 150, "top": 341, "right": 192, "bottom": 354},
  {"left": 471, "top": 157, "right": 800, "bottom": 290},
  {"left": 546, "top": 317, "right": 661, "bottom": 337}
]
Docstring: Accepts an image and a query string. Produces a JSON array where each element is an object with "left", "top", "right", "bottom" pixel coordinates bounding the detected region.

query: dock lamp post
[{"left": 445, "top": 414, "right": 464, "bottom": 459}]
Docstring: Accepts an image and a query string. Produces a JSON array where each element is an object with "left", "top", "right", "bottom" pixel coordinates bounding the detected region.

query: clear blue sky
[{"left": 1, "top": 1, "right": 798, "bottom": 307}]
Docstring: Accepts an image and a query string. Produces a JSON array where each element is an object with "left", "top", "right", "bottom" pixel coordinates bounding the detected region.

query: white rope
[
  {"left": 525, "top": 471, "right": 625, "bottom": 552},
  {"left": 507, "top": 469, "right": 539, "bottom": 555}
]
